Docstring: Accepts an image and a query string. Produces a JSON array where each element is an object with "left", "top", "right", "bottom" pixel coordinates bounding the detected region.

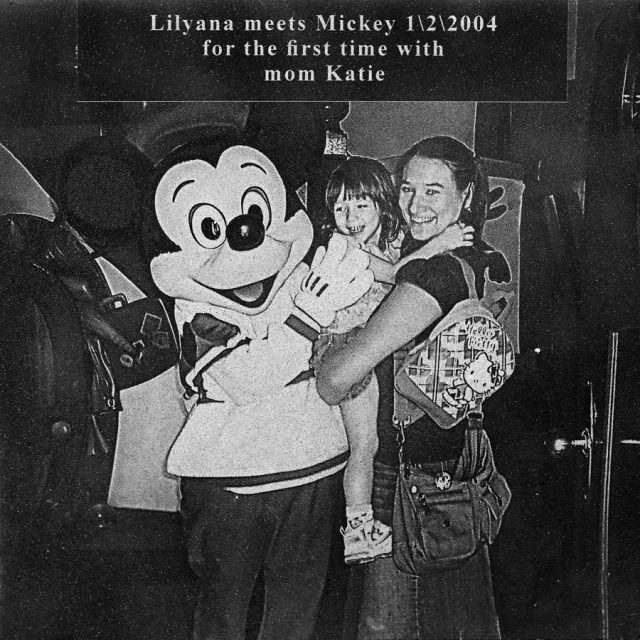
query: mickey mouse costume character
[{"left": 150, "top": 139, "right": 372, "bottom": 640}]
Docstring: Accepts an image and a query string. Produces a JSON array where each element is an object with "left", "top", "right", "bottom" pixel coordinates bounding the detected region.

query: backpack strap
[
  {"left": 449, "top": 252, "right": 479, "bottom": 301},
  {"left": 392, "top": 351, "right": 415, "bottom": 454},
  {"left": 450, "top": 252, "right": 514, "bottom": 324}
]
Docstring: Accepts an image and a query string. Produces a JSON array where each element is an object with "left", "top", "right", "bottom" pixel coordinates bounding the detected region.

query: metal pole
[{"left": 599, "top": 331, "right": 619, "bottom": 640}]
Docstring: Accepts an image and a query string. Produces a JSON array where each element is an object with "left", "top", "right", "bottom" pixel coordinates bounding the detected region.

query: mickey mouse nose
[{"left": 226, "top": 205, "right": 265, "bottom": 251}]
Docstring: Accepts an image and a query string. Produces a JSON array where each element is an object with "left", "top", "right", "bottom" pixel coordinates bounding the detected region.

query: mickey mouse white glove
[{"left": 295, "top": 234, "right": 374, "bottom": 327}]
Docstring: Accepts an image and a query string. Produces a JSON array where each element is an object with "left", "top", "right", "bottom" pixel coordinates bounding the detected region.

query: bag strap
[
  {"left": 394, "top": 337, "right": 423, "bottom": 461},
  {"left": 466, "top": 422, "right": 481, "bottom": 477},
  {"left": 449, "top": 252, "right": 479, "bottom": 300},
  {"left": 393, "top": 382, "right": 410, "bottom": 465},
  {"left": 393, "top": 352, "right": 411, "bottom": 419},
  {"left": 403, "top": 249, "right": 513, "bottom": 323},
  {"left": 451, "top": 252, "right": 514, "bottom": 324},
  {"left": 454, "top": 417, "right": 485, "bottom": 479}
]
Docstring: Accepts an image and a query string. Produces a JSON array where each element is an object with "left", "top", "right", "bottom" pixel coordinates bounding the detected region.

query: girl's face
[
  {"left": 399, "top": 156, "right": 466, "bottom": 242},
  {"left": 333, "top": 188, "right": 382, "bottom": 246}
]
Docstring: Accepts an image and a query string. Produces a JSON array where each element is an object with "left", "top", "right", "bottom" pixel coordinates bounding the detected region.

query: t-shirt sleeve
[{"left": 395, "top": 254, "right": 468, "bottom": 317}]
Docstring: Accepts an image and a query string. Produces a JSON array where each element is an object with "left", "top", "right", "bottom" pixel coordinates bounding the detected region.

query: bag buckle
[
  {"left": 467, "top": 410, "right": 484, "bottom": 430},
  {"left": 392, "top": 414, "right": 410, "bottom": 447}
]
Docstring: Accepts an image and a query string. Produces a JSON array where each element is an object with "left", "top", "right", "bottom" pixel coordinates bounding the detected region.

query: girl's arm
[
  {"left": 364, "top": 223, "right": 475, "bottom": 285},
  {"left": 316, "top": 281, "right": 443, "bottom": 405},
  {"left": 394, "top": 224, "right": 474, "bottom": 273}
]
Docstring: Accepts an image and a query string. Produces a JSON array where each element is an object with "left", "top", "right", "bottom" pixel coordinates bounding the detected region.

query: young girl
[{"left": 315, "top": 157, "right": 473, "bottom": 564}]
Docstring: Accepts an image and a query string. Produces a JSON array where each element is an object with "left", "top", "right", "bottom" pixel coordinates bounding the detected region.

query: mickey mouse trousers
[{"left": 181, "top": 473, "right": 341, "bottom": 640}]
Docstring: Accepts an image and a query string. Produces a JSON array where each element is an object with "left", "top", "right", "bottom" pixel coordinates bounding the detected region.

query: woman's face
[
  {"left": 399, "top": 156, "right": 466, "bottom": 242},
  {"left": 333, "top": 188, "right": 382, "bottom": 246}
]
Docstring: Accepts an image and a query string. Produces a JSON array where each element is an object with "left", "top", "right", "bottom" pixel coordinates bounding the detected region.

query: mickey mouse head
[{"left": 151, "top": 144, "right": 313, "bottom": 316}]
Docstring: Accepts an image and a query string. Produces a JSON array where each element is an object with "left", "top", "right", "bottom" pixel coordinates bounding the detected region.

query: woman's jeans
[{"left": 348, "top": 461, "right": 501, "bottom": 640}]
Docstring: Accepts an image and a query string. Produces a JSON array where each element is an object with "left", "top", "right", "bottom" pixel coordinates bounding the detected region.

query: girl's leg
[
  {"left": 340, "top": 374, "right": 391, "bottom": 564},
  {"left": 341, "top": 374, "right": 380, "bottom": 508}
]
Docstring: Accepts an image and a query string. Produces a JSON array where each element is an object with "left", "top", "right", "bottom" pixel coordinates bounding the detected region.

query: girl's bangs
[{"left": 340, "top": 174, "right": 382, "bottom": 202}]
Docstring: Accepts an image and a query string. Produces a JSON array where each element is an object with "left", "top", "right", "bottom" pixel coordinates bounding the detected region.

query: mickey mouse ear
[
  {"left": 127, "top": 103, "right": 250, "bottom": 165},
  {"left": 245, "top": 104, "right": 324, "bottom": 219},
  {"left": 57, "top": 136, "right": 153, "bottom": 233}
]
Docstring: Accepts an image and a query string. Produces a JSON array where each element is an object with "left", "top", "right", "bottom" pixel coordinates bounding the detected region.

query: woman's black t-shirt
[{"left": 375, "top": 249, "right": 471, "bottom": 466}]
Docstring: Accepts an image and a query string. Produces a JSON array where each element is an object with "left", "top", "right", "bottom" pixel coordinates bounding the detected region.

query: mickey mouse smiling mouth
[
  {"left": 193, "top": 272, "right": 279, "bottom": 308},
  {"left": 151, "top": 145, "right": 313, "bottom": 316}
]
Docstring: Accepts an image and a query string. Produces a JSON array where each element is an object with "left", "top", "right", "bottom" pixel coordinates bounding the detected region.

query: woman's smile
[{"left": 407, "top": 213, "right": 437, "bottom": 225}]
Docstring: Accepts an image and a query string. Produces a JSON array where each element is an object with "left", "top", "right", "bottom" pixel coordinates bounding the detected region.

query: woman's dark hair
[
  {"left": 323, "top": 156, "right": 402, "bottom": 253},
  {"left": 395, "top": 136, "right": 488, "bottom": 239}
]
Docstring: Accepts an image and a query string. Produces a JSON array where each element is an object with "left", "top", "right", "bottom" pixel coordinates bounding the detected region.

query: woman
[{"left": 316, "top": 136, "right": 501, "bottom": 640}]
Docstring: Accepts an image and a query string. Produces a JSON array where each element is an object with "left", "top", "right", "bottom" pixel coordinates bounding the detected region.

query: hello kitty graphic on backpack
[{"left": 394, "top": 253, "right": 516, "bottom": 429}]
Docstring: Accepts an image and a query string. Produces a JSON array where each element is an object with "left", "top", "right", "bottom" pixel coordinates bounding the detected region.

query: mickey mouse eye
[
  {"left": 189, "top": 203, "right": 227, "bottom": 249},
  {"left": 241, "top": 187, "right": 271, "bottom": 229}
]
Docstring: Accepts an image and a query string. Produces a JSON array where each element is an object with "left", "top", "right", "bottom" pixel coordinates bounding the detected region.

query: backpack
[{"left": 394, "top": 253, "right": 516, "bottom": 429}]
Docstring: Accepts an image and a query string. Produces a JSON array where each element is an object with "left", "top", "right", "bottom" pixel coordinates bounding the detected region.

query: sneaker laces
[
  {"left": 370, "top": 521, "right": 391, "bottom": 543},
  {"left": 347, "top": 515, "right": 367, "bottom": 530}
]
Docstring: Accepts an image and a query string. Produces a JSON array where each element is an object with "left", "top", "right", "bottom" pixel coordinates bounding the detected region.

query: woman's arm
[{"left": 316, "top": 281, "right": 443, "bottom": 405}]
